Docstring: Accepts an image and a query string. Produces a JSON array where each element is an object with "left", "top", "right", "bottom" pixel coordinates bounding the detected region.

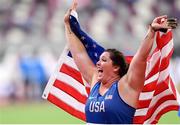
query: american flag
[{"left": 42, "top": 11, "right": 180, "bottom": 124}]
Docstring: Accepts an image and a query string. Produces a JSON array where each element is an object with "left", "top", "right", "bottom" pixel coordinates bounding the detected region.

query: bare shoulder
[
  {"left": 118, "top": 75, "right": 129, "bottom": 95},
  {"left": 118, "top": 75, "right": 139, "bottom": 108}
]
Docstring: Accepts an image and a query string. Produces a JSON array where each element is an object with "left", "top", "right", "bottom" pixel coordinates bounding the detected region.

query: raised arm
[
  {"left": 126, "top": 16, "right": 178, "bottom": 92},
  {"left": 69, "top": 8, "right": 104, "bottom": 64},
  {"left": 64, "top": 1, "right": 97, "bottom": 85}
]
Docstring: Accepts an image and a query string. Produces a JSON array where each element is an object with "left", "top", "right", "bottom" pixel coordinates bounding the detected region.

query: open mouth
[
  {"left": 97, "top": 69, "right": 103, "bottom": 80},
  {"left": 98, "top": 69, "right": 103, "bottom": 73}
]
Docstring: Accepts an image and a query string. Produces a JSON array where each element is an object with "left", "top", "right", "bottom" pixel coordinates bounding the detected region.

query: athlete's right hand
[{"left": 64, "top": 0, "right": 78, "bottom": 25}]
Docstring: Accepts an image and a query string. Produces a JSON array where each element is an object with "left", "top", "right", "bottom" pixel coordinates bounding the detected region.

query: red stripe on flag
[
  {"left": 125, "top": 56, "right": 133, "bottom": 64},
  {"left": 48, "top": 93, "right": 86, "bottom": 121},
  {"left": 151, "top": 105, "right": 179, "bottom": 124},
  {"left": 146, "top": 59, "right": 160, "bottom": 80},
  {"left": 144, "top": 94, "right": 177, "bottom": 121},
  {"left": 159, "top": 49, "right": 174, "bottom": 71},
  {"left": 147, "top": 48, "right": 159, "bottom": 60},
  {"left": 133, "top": 115, "right": 147, "bottom": 123},
  {"left": 60, "top": 63, "right": 84, "bottom": 85},
  {"left": 133, "top": 95, "right": 177, "bottom": 124},
  {"left": 156, "top": 31, "right": 172, "bottom": 49},
  {"left": 142, "top": 80, "right": 158, "bottom": 92},
  {"left": 138, "top": 99, "right": 151, "bottom": 109},
  {"left": 85, "top": 87, "right": 90, "bottom": 95},
  {"left": 53, "top": 79, "right": 87, "bottom": 104},
  {"left": 154, "top": 77, "right": 169, "bottom": 96}
]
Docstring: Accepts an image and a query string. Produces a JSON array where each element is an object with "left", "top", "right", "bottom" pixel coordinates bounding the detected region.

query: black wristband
[{"left": 159, "top": 28, "right": 168, "bottom": 33}]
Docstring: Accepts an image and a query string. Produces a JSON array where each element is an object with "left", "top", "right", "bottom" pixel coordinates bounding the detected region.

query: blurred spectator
[
  {"left": 89, "top": 8, "right": 115, "bottom": 44},
  {"left": 27, "top": 0, "right": 59, "bottom": 35},
  {"left": 0, "top": 47, "right": 23, "bottom": 105},
  {"left": 36, "top": 46, "right": 57, "bottom": 78},
  {"left": 19, "top": 48, "right": 48, "bottom": 100}
]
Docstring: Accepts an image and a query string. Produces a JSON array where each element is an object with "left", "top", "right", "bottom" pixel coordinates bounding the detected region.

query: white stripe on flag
[
  {"left": 161, "top": 39, "right": 173, "bottom": 58},
  {"left": 150, "top": 89, "right": 174, "bottom": 107},
  {"left": 145, "top": 51, "right": 160, "bottom": 76},
  {"left": 56, "top": 72, "right": 88, "bottom": 96},
  {"left": 42, "top": 46, "right": 69, "bottom": 99},
  {"left": 139, "top": 91, "right": 154, "bottom": 100},
  {"left": 158, "top": 67, "right": 169, "bottom": 83},
  {"left": 61, "top": 54, "right": 79, "bottom": 71},
  {"left": 71, "top": 10, "right": 78, "bottom": 20},
  {"left": 176, "top": 90, "right": 180, "bottom": 104},
  {"left": 145, "top": 73, "right": 159, "bottom": 85},
  {"left": 135, "top": 89, "right": 174, "bottom": 117},
  {"left": 134, "top": 108, "right": 149, "bottom": 116},
  {"left": 50, "top": 86, "right": 85, "bottom": 113},
  {"left": 144, "top": 100, "right": 178, "bottom": 123}
]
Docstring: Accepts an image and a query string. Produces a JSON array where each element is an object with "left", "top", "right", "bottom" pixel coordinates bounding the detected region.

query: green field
[{"left": 0, "top": 101, "right": 179, "bottom": 124}]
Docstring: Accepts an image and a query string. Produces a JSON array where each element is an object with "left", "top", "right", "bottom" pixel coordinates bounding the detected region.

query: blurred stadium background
[{"left": 0, "top": 0, "right": 180, "bottom": 124}]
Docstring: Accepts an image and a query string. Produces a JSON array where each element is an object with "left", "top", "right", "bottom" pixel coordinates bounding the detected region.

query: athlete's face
[{"left": 96, "top": 52, "right": 117, "bottom": 82}]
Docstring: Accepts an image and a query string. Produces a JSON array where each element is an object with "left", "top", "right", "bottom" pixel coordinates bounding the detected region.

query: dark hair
[{"left": 105, "top": 49, "right": 129, "bottom": 77}]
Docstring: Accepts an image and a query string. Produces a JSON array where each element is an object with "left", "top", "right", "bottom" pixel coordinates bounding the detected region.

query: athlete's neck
[
  {"left": 101, "top": 76, "right": 120, "bottom": 87},
  {"left": 99, "top": 76, "right": 120, "bottom": 96}
]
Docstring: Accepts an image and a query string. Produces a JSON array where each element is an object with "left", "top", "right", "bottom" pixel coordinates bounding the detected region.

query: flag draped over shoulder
[{"left": 42, "top": 10, "right": 180, "bottom": 124}]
